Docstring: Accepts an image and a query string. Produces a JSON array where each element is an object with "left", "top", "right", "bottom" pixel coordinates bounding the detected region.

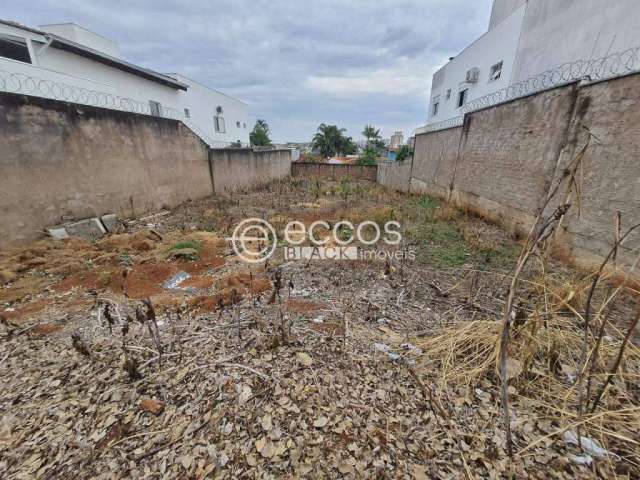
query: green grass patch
[
  {"left": 417, "top": 195, "right": 440, "bottom": 211},
  {"left": 167, "top": 240, "right": 202, "bottom": 260},
  {"left": 170, "top": 240, "right": 202, "bottom": 252},
  {"left": 399, "top": 194, "right": 442, "bottom": 223},
  {"left": 410, "top": 222, "right": 469, "bottom": 268},
  {"left": 473, "top": 243, "right": 520, "bottom": 270}
]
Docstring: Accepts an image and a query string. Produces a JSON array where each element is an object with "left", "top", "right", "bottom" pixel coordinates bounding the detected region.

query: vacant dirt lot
[{"left": 0, "top": 178, "right": 638, "bottom": 479}]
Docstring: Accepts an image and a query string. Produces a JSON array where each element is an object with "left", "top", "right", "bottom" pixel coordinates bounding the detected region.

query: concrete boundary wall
[
  {"left": 292, "top": 163, "right": 377, "bottom": 181},
  {"left": 0, "top": 92, "right": 291, "bottom": 245},
  {"left": 411, "top": 73, "right": 640, "bottom": 269},
  {"left": 210, "top": 148, "right": 292, "bottom": 193},
  {"left": 376, "top": 161, "right": 412, "bottom": 192}
]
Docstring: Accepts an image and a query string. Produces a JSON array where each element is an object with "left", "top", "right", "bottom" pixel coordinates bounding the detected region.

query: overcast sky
[{"left": 6, "top": 0, "right": 493, "bottom": 142}]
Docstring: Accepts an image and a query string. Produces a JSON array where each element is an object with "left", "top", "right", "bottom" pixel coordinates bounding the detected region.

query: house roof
[{"left": 0, "top": 19, "right": 188, "bottom": 91}]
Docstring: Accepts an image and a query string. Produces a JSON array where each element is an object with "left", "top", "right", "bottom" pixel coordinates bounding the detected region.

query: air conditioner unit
[{"left": 465, "top": 68, "right": 479, "bottom": 83}]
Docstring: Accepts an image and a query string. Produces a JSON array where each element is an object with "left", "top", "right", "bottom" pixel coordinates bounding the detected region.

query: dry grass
[{"left": 414, "top": 268, "right": 640, "bottom": 468}]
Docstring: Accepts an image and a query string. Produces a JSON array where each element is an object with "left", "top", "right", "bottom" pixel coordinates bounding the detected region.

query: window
[
  {"left": 489, "top": 61, "right": 503, "bottom": 81},
  {"left": 0, "top": 34, "right": 31, "bottom": 63},
  {"left": 236, "top": 121, "right": 241, "bottom": 128},
  {"left": 445, "top": 89, "right": 451, "bottom": 100},
  {"left": 432, "top": 102, "right": 439, "bottom": 116},
  {"left": 214, "top": 115, "right": 226, "bottom": 133},
  {"left": 149, "top": 100, "right": 162, "bottom": 117},
  {"left": 457, "top": 89, "right": 468, "bottom": 108},
  {"left": 184, "top": 108, "right": 190, "bottom": 119}
]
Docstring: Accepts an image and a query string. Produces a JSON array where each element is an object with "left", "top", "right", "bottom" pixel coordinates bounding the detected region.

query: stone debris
[
  {"left": 46, "top": 227, "right": 69, "bottom": 240},
  {"left": 47, "top": 214, "right": 123, "bottom": 241},
  {"left": 64, "top": 217, "right": 107, "bottom": 240},
  {"left": 100, "top": 213, "right": 123, "bottom": 233}
]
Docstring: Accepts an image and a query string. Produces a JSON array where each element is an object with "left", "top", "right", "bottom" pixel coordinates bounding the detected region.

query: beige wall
[
  {"left": 411, "top": 73, "right": 640, "bottom": 269},
  {"left": 560, "top": 75, "right": 640, "bottom": 265},
  {"left": 0, "top": 93, "right": 294, "bottom": 246},
  {"left": 411, "top": 126, "right": 463, "bottom": 198},
  {"left": 377, "top": 161, "right": 412, "bottom": 193},
  {"left": 210, "top": 149, "right": 292, "bottom": 193},
  {"left": 292, "top": 163, "right": 378, "bottom": 182},
  {"left": 0, "top": 93, "right": 212, "bottom": 245}
]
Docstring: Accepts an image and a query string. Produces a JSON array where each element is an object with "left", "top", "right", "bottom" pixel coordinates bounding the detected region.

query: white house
[
  {"left": 0, "top": 20, "right": 250, "bottom": 147},
  {"left": 424, "top": 0, "right": 640, "bottom": 127}
]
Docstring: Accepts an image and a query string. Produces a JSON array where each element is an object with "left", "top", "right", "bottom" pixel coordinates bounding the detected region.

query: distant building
[
  {"left": 285, "top": 142, "right": 312, "bottom": 153},
  {"left": 389, "top": 131, "right": 404, "bottom": 149},
  {"left": 0, "top": 20, "right": 249, "bottom": 147},
  {"left": 424, "top": 0, "right": 639, "bottom": 126}
]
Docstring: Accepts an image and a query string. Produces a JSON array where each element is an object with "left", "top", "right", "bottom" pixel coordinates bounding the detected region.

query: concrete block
[
  {"left": 65, "top": 218, "right": 106, "bottom": 240},
  {"left": 101, "top": 213, "right": 122, "bottom": 233},
  {"left": 47, "top": 227, "right": 69, "bottom": 240}
]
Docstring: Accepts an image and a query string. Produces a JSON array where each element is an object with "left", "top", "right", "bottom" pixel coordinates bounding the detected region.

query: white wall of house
[
  {"left": 426, "top": 3, "right": 525, "bottom": 125},
  {"left": 35, "top": 47, "right": 184, "bottom": 109},
  {"left": 170, "top": 73, "right": 249, "bottom": 145},
  {"left": 424, "top": 0, "right": 640, "bottom": 127},
  {"left": 40, "top": 23, "right": 121, "bottom": 57},
  {"left": 0, "top": 21, "right": 249, "bottom": 146},
  {"left": 511, "top": 0, "right": 640, "bottom": 83},
  {"left": 488, "top": 0, "right": 526, "bottom": 30}
]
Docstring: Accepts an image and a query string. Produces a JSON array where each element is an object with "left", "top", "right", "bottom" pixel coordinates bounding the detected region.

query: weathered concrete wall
[
  {"left": 451, "top": 85, "right": 578, "bottom": 233},
  {"left": 411, "top": 126, "right": 463, "bottom": 198},
  {"left": 292, "top": 163, "right": 378, "bottom": 182},
  {"left": 0, "top": 92, "right": 212, "bottom": 245},
  {"left": 559, "top": 74, "right": 640, "bottom": 266},
  {"left": 377, "top": 161, "right": 412, "bottom": 192},
  {"left": 209, "top": 148, "right": 292, "bottom": 193},
  {"left": 411, "top": 73, "right": 640, "bottom": 269}
]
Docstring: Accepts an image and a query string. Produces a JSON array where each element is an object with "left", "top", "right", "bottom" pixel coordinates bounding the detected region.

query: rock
[
  {"left": 101, "top": 214, "right": 122, "bottom": 233},
  {"left": 167, "top": 248, "right": 199, "bottom": 259},
  {"left": 131, "top": 239, "right": 155, "bottom": 252},
  {"left": 47, "top": 227, "right": 69, "bottom": 240},
  {"left": 65, "top": 218, "right": 106, "bottom": 240},
  {"left": 0, "top": 270, "right": 17, "bottom": 285},
  {"left": 139, "top": 398, "right": 165, "bottom": 416}
]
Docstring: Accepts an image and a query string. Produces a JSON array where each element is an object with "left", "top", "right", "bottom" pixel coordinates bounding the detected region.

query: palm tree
[
  {"left": 312, "top": 123, "right": 349, "bottom": 158},
  {"left": 255, "top": 119, "right": 270, "bottom": 134},
  {"left": 362, "top": 124, "right": 381, "bottom": 149},
  {"left": 250, "top": 119, "right": 272, "bottom": 147}
]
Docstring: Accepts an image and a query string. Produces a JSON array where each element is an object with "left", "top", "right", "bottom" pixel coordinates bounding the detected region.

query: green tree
[
  {"left": 362, "top": 124, "right": 381, "bottom": 149},
  {"left": 311, "top": 123, "right": 355, "bottom": 157},
  {"left": 396, "top": 144, "right": 413, "bottom": 162},
  {"left": 250, "top": 119, "right": 272, "bottom": 147},
  {"left": 341, "top": 136, "right": 358, "bottom": 155},
  {"left": 357, "top": 146, "right": 378, "bottom": 165},
  {"left": 371, "top": 138, "right": 386, "bottom": 153}
]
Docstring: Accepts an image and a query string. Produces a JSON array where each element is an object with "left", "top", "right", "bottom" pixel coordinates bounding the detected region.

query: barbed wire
[
  {"left": 0, "top": 69, "right": 249, "bottom": 149},
  {"left": 417, "top": 46, "right": 640, "bottom": 135},
  {"left": 462, "top": 47, "right": 640, "bottom": 114}
]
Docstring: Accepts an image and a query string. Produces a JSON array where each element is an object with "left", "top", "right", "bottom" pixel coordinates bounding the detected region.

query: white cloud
[{"left": 305, "top": 67, "right": 428, "bottom": 98}]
